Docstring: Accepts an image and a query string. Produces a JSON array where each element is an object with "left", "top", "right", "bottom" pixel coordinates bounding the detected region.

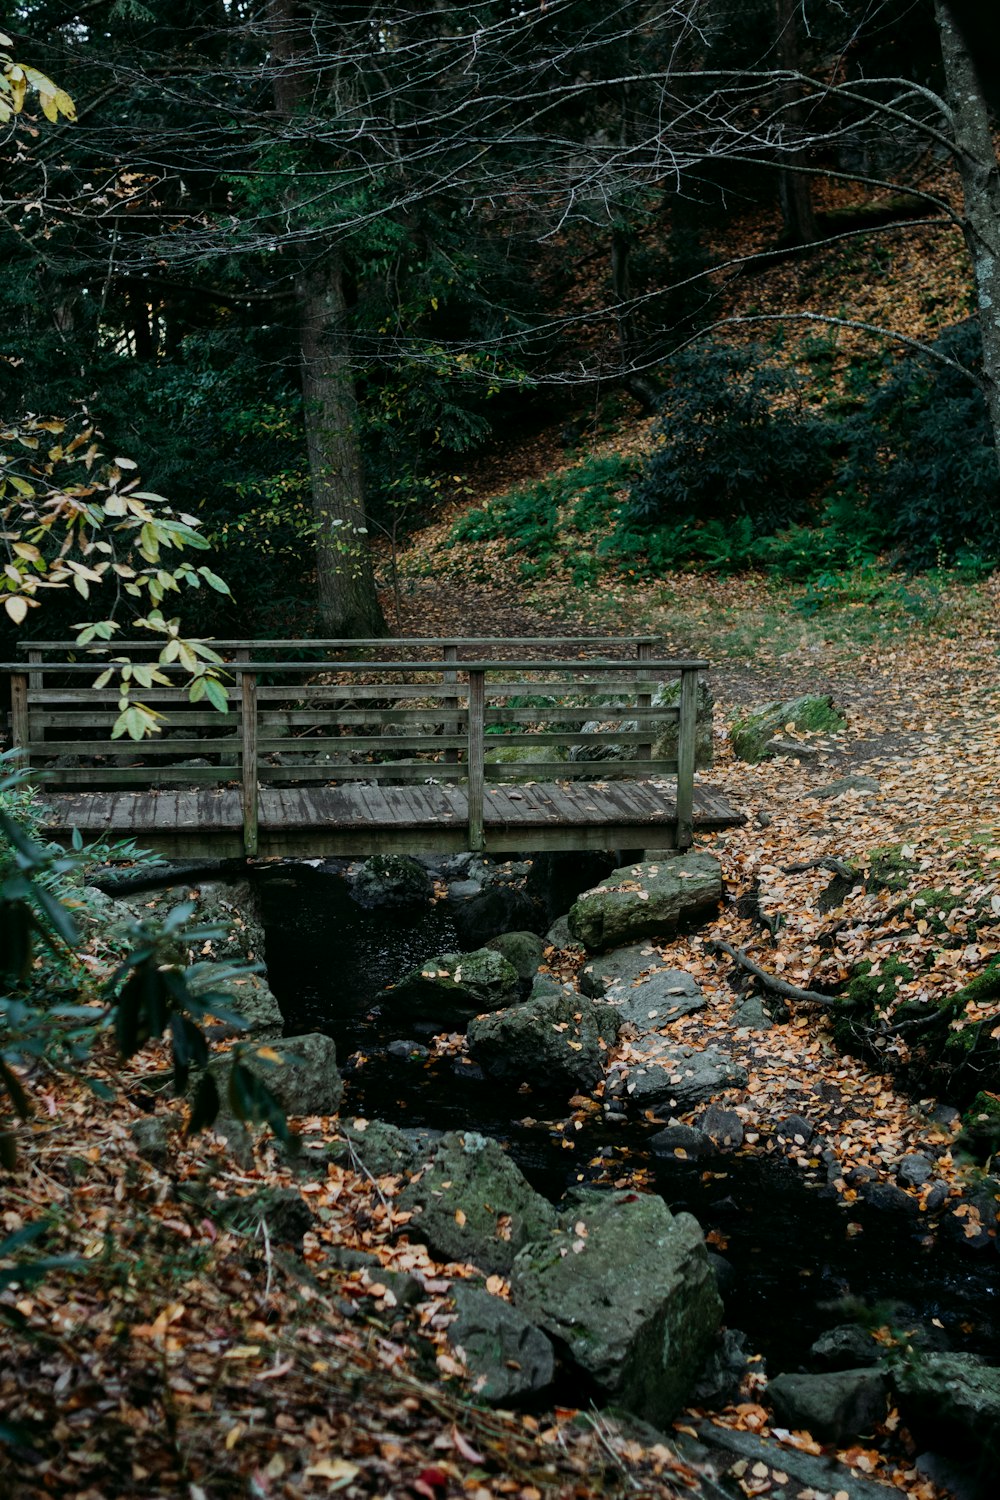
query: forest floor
[{"left": 4, "top": 543, "right": 999, "bottom": 1500}]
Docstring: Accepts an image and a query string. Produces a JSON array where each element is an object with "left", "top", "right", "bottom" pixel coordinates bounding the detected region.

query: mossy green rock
[
  {"left": 388, "top": 948, "right": 521, "bottom": 1020},
  {"left": 485, "top": 930, "right": 546, "bottom": 982},
  {"left": 467, "top": 992, "right": 621, "bottom": 1092},
  {"left": 894, "top": 1352, "right": 1000, "bottom": 1460},
  {"left": 398, "top": 1130, "right": 556, "bottom": 1275},
  {"left": 510, "top": 1191, "right": 723, "bottom": 1424},
  {"left": 730, "top": 696, "right": 845, "bottom": 763},
  {"left": 568, "top": 854, "right": 722, "bottom": 952}
]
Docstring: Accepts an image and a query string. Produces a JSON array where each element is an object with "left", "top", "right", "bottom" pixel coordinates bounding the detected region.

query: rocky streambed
[
  {"left": 112, "top": 846, "right": 1000, "bottom": 1500},
  {"left": 250, "top": 849, "right": 1000, "bottom": 1495}
]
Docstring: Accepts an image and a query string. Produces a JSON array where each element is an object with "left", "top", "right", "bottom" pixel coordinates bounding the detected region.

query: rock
[
  {"left": 451, "top": 884, "right": 539, "bottom": 947},
  {"left": 335, "top": 1119, "right": 416, "bottom": 1178},
  {"left": 510, "top": 1190, "right": 722, "bottom": 1425},
  {"left": 894, "top": 1352, "right": 1000, "bottom": 1462},
  {"left": 775, "top": 1113, "right": 814, "bottom": 1147},
  {"left": 925, "top": 1180, "right": 950, "bottom": 1211},
  {"left": 130, "top": 1115, "right": 171, "bottom": 1167},
  {"left": 351, "top": 854, "right": 433, "bottom": 909},
  {"left": 387, "top": 948, "right": 521, "bottom": 1023},
  {"left": 691, "top": 1422, "right": 894, "bottom": 1500},
  {"left": 897, "top": 1152, "right": 935, "bottom": 1188},
  {"left": 467, "top": 992, "right": 621, "bottom": 1093},
  {"left": 859, "top": 1180, "right": 919, "bottom": 1217},
  {"left": 544, "top": 915, "right": 576, "bottom": 949},
  {"left": 447, "top": 1284, "right": 555, "bottom": 1405},
  {"left": 198, "top": 970, "right": 284, "bottom": 1036},
  {"left": 767, "top": 1368, "right": 889, "bottom": 1444},
  {"left": 693, "top": 1329, "right": 754, "bottom": 1407},
  {"left": 386, "top": 1039, "right": 430, "bottom": 1061},
  {"left": 218, "top": 1031, "right": 343, "bottom": 1119},
  {"left": 212, "top": 1186, "right": 315, "bottom": 1250},
  {"left": 698, "top": 1105, "right": 744, "bottom": 1150},
  {"left": 810, "top": 1325, "right": 884, "bottom": 1371},
  {"left": 568, "top": 854, "right": 723, "bottom": 952},
  {"left": 447, "top": 879, "right": 483, "bottom": 901},
  {"left": 398, "top": 1131, "right": 556, "bottom": 1276},
  {"left": 730, "top": 696, "right": 846, "bottom": 764},
  {"left": 764, "top": 736, "right": 822, "bottom": 759},
  {"left": 648, "top": 1124, "right": 716, "bottom": 1161},
  {"left": 616, "top": 1039, "right": 747, "bottom": 1112},
  {"left": 808, "top": 775, "right": 881, "bottom": 800},
  {"left": 579, "top": 944, "right": 704, "bottom": 1029},
  {"left": 485, "top": 930, "right": 546, "bottom": 983},
  {"left": 732, "top": 996, "right": 774, "bottom": 1030}
]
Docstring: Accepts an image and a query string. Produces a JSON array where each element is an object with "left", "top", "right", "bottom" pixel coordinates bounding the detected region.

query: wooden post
[
  {"left": 27, "top": 649, "right": 42, "bottom": 694},
  {"left": 443, "top": 643, "right": 459, "bottom": 765},
  {"left": 10, "top": 673, "right": 29, "bottom": 763},
  {"left": 636, "top": 640, "right": 653, "bottom": 771},
  {"left": 675, "top": 667, "right": 698, "bottom": 850},
  {"left": 467, "top": 668, "right": 485, "bottom": 852},
  {"left": 241, "top": 669, "right": 259, "bottom": 858}
]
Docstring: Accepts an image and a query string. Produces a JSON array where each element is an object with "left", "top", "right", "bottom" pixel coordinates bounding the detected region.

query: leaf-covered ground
[{"left": 4, "top": 558, "right": 998, "bottom": 1499}]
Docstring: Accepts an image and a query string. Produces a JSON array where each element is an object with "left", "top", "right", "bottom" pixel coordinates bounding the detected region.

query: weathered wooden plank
[
  {"left": 675, "top": 667, "right": 698, "bottom": 850},
  {"left": 11, "top": 673, "right": 28, "bottom": 756}
]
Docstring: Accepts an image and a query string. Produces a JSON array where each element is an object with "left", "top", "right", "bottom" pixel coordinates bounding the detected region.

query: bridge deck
[{"left": 42, "top": 780, "right": 741, "bottom": 859}]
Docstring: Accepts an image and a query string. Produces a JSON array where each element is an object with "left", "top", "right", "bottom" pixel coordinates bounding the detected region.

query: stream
[{"left": 258, "top": 861, "right": 1000, "bottom": 1377}]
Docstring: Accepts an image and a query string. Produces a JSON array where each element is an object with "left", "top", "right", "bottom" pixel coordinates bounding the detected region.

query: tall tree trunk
[
  {"left": 774, "top": 0, "right": 817, "bottom": 246},
  {"left": 935, "top": 0, "right": 1000, "bottom": 472},
  {"left": 298, "top": 258, "right": 385, "bottom": 636},
  {"left": 269, "top": 0, "right": 386, "bottom": 637}
]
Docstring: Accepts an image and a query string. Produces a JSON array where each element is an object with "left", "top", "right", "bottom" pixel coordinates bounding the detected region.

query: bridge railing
[{"left": 3, "top": 642, "right": 707, "bottom": 853}]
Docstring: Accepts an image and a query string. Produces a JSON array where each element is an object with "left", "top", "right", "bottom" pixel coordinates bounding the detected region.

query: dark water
[{"left": 259, "top": 866, "right": 1000, "bottom": 1374}]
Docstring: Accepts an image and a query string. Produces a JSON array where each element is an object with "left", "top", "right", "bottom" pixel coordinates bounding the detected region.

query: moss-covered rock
[
  {"left": 568, "top": 854, "right": 722, "bottom": 952},
  {"left": 730, "top": 695, "right": 845, "bottom": 763},
  {"left": 387, "top": 948, "right": 521, "bottom": 1022},
  {"left": 484, "top": 930, "right": 546, "bottom": 983},
  {"left": 398, "top": 1130, "right": 556, "bottom": 1275},
  {"left": 509, "top": 1190, "right": 722, "bottom": 1425},
  {"left": 351, "top": 854, "right": 433, "bottom": 909},
  {"left": 466, "top": 991, "right": 621, "bottom": 1093}
]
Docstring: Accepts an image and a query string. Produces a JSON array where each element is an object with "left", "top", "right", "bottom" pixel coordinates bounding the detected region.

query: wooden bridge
[{"left": 3, "top": 638, "right": 741, "bottom": 859}]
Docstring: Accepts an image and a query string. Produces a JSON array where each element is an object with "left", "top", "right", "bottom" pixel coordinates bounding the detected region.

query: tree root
[
  {"left": 781, "top": 856, "right": 855, "bottom": 879},
  {"left": 706, "top": 939, "right": 839, "bottom": 1006}
]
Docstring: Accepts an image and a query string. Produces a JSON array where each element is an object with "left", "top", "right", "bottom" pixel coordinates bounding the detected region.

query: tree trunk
[
  {"left": 269, "top": 0, "right": 386, "bottom": 637},
  {"left": 935, "top": 0, "right": 1000, "bottom": 472},
  {"left": 298, "top": 259, "right": 386, "bottom": 637},
  {"left": 774, "top": 0, "right": 817, "bottom": 246}
]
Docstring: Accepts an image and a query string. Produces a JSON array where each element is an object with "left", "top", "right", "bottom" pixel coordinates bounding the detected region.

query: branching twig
[{"left": 706, "top": 940, "right": 839, "bottom": 1006}]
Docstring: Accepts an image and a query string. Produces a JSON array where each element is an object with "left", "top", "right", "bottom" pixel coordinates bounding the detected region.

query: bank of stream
[{"left": 258, "top": 860, "right": 1000, "bottom": 1381}]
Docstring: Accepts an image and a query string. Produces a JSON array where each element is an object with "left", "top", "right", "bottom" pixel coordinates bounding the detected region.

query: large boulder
[
  {"left": 351, "top": 854, "right": 433, "bottom": 909},
  {"left": 197, "top": 970, "right": 283, "bottom": 1037},
  {"left": 447, "top": 1284, "right": 555, "bottom": 1406},
  {"left": 386, "top": 948, "right": 521, "bottom": 1023},
  {"left": 234, "top": 1031, "right": 343, "bottom": 1118},
  {"left": 730, "top": 695, "right": 846, "bottom": 764},
  {"left": 613, "top": 1038, "right": 747, "bottom": 1112},
  {"left": 579, "top": 944, "right": 705, "bottom": 1030},
  {"left": 568, "top": 855, "right": 722, "bottom": 952},
  {"left": 485, "top": 930, "right": 546, "bottom": 984},
  {"left": 510, "top": 1190, "right": 722, "bottom": 1424},
  {"left": 398, "top": 1131, "right": 556, "bottom": 1275},
  {"left": 893, "top": 1352, "right": 1000, "bottom": 1462},
  {"left": 767, "top": 1368, "right": 889, "bottom": 1444},
  {"left": 467, "top": 991, "right": 621, "bottom": 1093}
]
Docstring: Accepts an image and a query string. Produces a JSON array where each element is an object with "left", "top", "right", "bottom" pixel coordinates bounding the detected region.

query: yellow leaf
[
  {"left": 224, "top": 1424, "right": 243, "bottom": 1450},
  {"left": 4, "top": 594, "right": 27, "bottom": 624},
  {"left": 304, "top": 1459, "right": 360, "bottom": 1486},
  {"left": 454, "top": 1208, "right": 467, "bottom": 1226}
]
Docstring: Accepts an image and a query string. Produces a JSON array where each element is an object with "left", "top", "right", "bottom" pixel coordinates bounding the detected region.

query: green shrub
[
  {"left": 624, "top": 341, "right": 831, "bottom": 540},
  {"left": 836, "top": 321, "right": 1000, "bottom": 566}
]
